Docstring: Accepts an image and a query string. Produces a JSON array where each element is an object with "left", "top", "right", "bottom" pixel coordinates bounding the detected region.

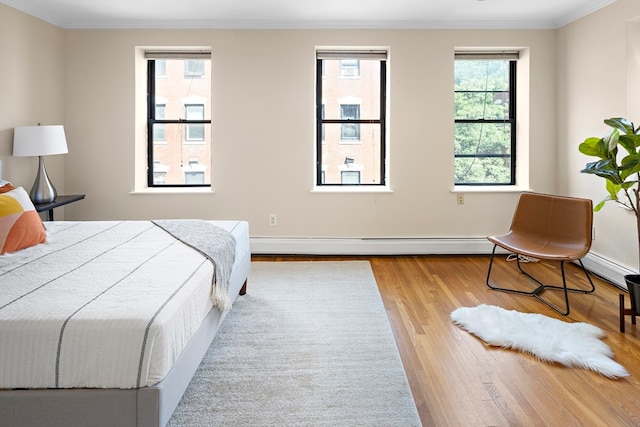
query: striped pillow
[{"left": 0, "top": 187, "right": 46, "bottom": 254}]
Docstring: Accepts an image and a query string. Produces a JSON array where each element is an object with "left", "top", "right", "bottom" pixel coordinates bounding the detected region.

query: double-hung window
[
  {"left": 146, "top": 51, "right": 211, "bottom": 187},
  {"left": 454, "top": 51, "right": 518, "bottom": 185},
  {"left": 316, "top": 49, "right": 387, "bottom": 186}
]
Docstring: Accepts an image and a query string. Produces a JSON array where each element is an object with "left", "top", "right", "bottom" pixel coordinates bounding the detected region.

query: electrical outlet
[
  {"left": 269, "top": 214, "right": 277, "bottom": 226},
  {"left": 457, "top": 194, "right": 464, "bottom": 205}
]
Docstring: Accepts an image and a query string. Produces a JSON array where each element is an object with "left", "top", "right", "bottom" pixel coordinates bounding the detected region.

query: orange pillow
[
  {"left": 0, "top": 187, "right": 47, "bottom": 254},
  {"left": 0, "top": 183, "right": 15, "bottom": 194}
]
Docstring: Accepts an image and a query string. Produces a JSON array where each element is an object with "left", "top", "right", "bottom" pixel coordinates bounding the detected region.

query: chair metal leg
[{"left": 486, "top": 244, "right": 596, "bottom": 316}]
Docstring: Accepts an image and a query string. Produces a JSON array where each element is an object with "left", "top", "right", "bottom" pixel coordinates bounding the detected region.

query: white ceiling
[{"left": 0, "top": 0, "right": 617, "bottom": 30}]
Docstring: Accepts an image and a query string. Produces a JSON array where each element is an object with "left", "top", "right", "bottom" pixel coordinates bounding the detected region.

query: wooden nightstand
[{"left": 34, "top": 194, "right": 85, "bottom": 221}]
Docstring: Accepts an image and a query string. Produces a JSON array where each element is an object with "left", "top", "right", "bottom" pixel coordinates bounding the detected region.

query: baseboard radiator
[{"left": 250, "top": 237, "right": 633, "bottom": 290}]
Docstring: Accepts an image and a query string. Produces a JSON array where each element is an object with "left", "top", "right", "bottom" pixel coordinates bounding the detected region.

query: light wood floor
[{"left": 253, "top": 255, "right": 640, "bottom": 426}]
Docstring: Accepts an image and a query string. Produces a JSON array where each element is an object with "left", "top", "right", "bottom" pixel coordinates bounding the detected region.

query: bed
[{"left": 0, "top": 186, "right": 251, "bottom": 427}]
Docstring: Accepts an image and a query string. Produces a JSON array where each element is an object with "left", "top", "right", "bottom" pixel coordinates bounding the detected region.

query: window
[
  {"left": 153, "top": 161, "right": 168, "bottom": 184},
  {"left": 153, "top": 172, "right": 167, "bottom": 184},
  {"left": 341, "top": 170, "right": 361, "bottom": 184},
  {"left": 454, "top": 51, "right": 518, "bottom": 185},
  {"left": 316, "top": 49, "right": 387, "bottom": 186},
  {"left": 146, "top": 51, "right": 211, "bottom": 187},
  {"left": 340, "top": 59, "right": 360, "bottom": 77},
  {"left": 340, "top": 104, "right": 360, "bottom": 141},
  {"left": 184, "top": 59, "right": 205, "bottom": 78},
  {"left": 183, "top": 159, "right": 206, "bottom": 184},
  {"left": 156, "top": 60, "right": 166, "bottom": 77},
  {"left": 184, "top": 171, "right": 205, "bottom": 184},
  {"left": 153, "top": 104, "right": 166, "bottom": 142},
  {"left": 185, "top": 104, "right": 205, "bottom": 141}
]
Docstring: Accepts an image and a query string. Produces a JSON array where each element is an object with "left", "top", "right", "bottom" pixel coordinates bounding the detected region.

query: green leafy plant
[{"left": 579, "top": 117, "right": 640, "bottom": 267}]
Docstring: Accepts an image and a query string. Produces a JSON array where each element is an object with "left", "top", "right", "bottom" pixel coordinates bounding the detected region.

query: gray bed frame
[{"left": 0, "top": 250, "right": 251, "bottom": 427}]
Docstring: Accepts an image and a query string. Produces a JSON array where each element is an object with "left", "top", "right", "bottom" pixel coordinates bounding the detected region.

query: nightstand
[{"left": 34, "top": 194, "right": 85, "bottom": 221}]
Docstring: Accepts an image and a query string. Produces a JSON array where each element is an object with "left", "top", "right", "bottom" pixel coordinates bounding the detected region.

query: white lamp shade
[{"left": 13, "top": 125, "right": 69, "bottom": 157}]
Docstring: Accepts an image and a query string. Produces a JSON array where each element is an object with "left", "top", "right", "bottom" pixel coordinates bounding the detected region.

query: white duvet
[{"left": 0, "top": 220, "right": 248, "bottom": 389}]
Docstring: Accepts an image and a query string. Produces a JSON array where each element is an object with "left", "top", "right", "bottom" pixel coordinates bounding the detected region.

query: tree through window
[{"left": 454, "top": 51, "right": 518, "bottom": 185}]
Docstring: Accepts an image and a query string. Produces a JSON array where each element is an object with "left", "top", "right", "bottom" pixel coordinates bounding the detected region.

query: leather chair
[{"left": 486, "top": 192, "right": 595, "bottom": 315}]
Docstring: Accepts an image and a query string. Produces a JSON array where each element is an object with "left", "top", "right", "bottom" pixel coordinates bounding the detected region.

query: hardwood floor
[{"left": 252, "top": 255, "right": 640, "bottom": 426}]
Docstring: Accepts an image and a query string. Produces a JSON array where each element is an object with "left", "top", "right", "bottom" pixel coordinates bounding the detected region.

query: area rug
[
  {"left": 450, "top": 304, "right": 629, "bottom": 378},
  {"left": 167, "top": 261, "right": 421, "bottom": 426}
]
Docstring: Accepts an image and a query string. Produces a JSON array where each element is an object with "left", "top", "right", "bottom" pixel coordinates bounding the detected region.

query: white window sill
[
  {"left": 130, "top": 187, "right": 214, "bottom": 195},
  {"left": 312, "top": 186, "right": 393, "bottom": 193},
  {"left": 452, "top": 185, "right": 532, "bottom": 193}
]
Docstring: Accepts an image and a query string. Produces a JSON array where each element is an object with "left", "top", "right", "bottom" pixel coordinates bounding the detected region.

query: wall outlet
[
  {"left": 269, "top": 214, "right": 277, "bottom": 226},
  {"left": 457, "top": 193, "right": 464, "bottom": 205}
]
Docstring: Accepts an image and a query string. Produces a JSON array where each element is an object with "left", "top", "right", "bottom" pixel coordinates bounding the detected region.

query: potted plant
[{"left": 579, "top": 117, "right": 640, "bottom": 312}]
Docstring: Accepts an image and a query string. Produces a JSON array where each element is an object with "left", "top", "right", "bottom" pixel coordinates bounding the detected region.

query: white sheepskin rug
[{"left": 450, "top": 304, "right": 629, "bottom": 378}]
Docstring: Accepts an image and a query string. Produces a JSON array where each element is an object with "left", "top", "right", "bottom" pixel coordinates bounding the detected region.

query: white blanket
[
  {"left": 152, "top": 219, "right": 236, "bottom": 310},
  {"left": 0, "top": 220, "right": 248, "bottom": 389}
]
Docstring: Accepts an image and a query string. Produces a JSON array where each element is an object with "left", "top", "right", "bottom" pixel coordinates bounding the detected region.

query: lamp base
[{"left": 30, "top": 156, "right": 57, "bottom": 204}]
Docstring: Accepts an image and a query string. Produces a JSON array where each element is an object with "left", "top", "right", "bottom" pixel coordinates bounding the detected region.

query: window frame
[
  {"left": 315, "top": 50, "right": 387, "bottom": 187},
  {"left": 454, "top": 55, "right": 517, "bottom": 186},
  {"left": 146, "top": 58, "right": 211, "bottom": 188}
]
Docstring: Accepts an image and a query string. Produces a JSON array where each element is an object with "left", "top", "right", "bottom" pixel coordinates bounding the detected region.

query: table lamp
[{"left": 13, "top": 125, "right": 68, "bottom": 203}]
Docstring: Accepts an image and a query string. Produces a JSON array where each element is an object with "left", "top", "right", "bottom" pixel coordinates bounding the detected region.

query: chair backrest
[{"left": 510, "top": 192, "right": 593, "bottom": 256}]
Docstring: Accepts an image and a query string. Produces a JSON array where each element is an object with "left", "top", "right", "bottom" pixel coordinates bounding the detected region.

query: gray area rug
[{"left": 167, "top": 261, "right": 421, "bottom": 426}]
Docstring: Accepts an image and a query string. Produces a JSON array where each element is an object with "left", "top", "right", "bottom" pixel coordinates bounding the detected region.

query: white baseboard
[
  {"left": 250, "top": 237, "right": 634, "bottom": 290},
  {"left": 251, "top": 237, "right": 495, "bottom": 255},
  {"left": 582, "top": 252, "right": 634, "bottom": 290}
]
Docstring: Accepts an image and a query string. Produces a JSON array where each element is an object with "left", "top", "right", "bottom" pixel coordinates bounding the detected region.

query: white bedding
[{"left": 0, "top": 220, "right": 249, "bottom": 390}]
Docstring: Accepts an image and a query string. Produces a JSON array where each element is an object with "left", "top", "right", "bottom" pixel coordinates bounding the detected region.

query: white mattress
[{"left": 0, "top": 220, "right": 249, "bottom": 390}]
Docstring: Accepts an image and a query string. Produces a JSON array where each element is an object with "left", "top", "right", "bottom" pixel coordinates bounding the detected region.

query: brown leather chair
[{"left": 486, "top": 192, "right": 595, "bottom": 315}]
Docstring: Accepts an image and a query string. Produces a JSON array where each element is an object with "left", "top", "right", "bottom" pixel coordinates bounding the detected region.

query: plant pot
[{"left": 624, "top": 274, "right": 640, "bottom": 313}]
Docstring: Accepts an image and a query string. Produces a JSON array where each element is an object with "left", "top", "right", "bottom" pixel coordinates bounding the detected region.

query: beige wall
[
  {"left": 8, "top": 2, "right": 634, "bottom": 263},
  {"left": 0, "top": 5, "right": 65, "bottom": 196},
  {"left": 559, "top": 0, "right": 640, "bottom": 271},
  {"left": 51, "top": 27, "right": 555, "bottom": 240}
]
